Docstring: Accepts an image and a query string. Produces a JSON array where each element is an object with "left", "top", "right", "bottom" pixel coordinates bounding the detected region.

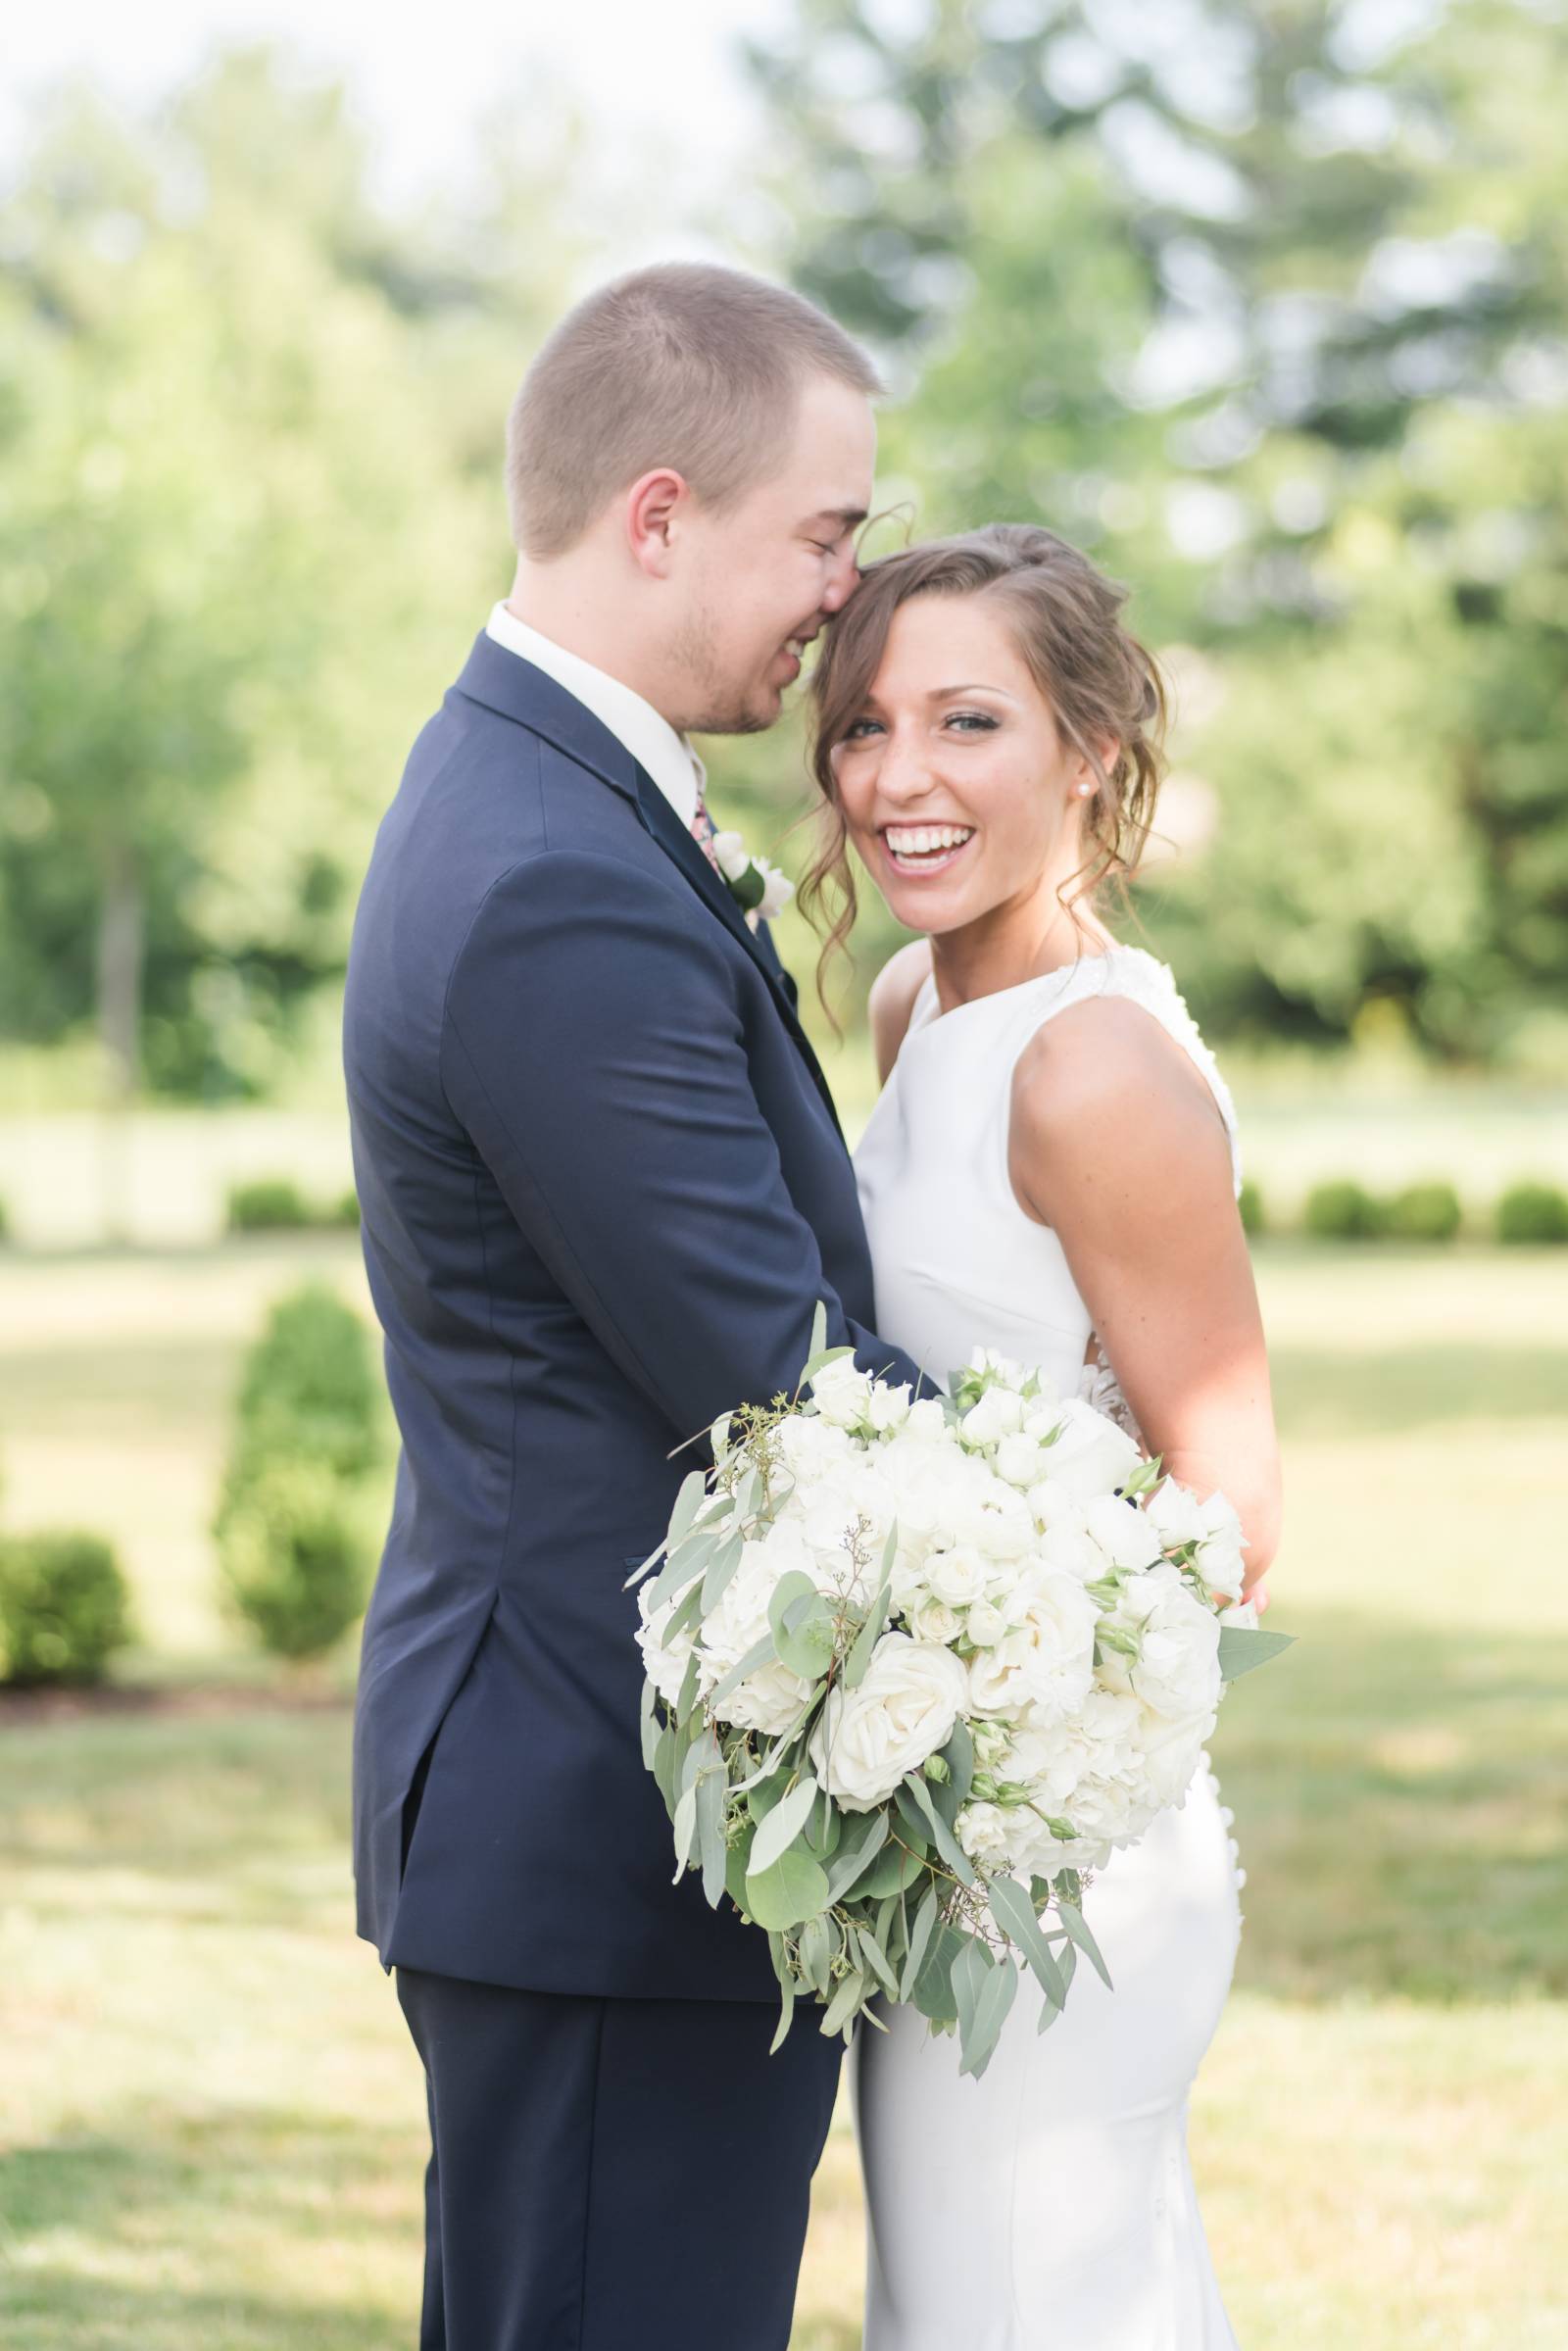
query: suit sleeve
[{"left": 440, "top": 849, "right": 930, "bottom": 1445}]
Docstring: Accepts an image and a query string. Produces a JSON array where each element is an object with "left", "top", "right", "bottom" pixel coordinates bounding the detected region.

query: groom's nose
[{"left": 819, "top": 544, "right": 860, "bottom": 613}]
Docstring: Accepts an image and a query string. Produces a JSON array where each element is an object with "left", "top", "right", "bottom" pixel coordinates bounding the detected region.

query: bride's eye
[
  {"left": 946, "top": 710, "right": 999, "bottom": 734},
  {"left": 842, "top": 716, "right": 883, "bottom": 742}
]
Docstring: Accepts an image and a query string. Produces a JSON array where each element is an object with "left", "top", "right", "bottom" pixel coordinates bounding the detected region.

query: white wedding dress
[{"left": 851, "top": 945, "right": 1245, "bottom": 2351}]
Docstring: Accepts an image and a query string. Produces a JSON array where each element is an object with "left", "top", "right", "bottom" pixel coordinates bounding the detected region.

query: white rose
[
  {"left": 1195, "top": 1493, "right": 1249, "bottom": 1603},
  {"left": 1038, "top": 1519, "right": 1106, "bottom": 1584},
  {"left": 865, "top": 1379, "right": 912, "bottom": 1434},
  {"left": 635, "top": 1571, "right": 701, "bottom": 1707},
  {"left": 776, "top": 1412, "right": 855, "bottom": 1483},
  {"left": 959, "top": 1387, "right": 1027, "bottom": 1448},
  {"left": 955, "top": 1800, "right": 1015, "bottom": 1871},
  {"left": 965, "top": 1570, "right": 1098, "bottom": 1727},
  {"left": 926, "top": 1543, "right": 994, "bottom": 1609},
  {"left": 994, "top": 1432, "right": 1051, "bottom": 1490},
  {"left": 710, "top": 829, "right": 752, "bottom": 883},
  {"left": 950, "top": 1477, "right": 1038, "bottom": 1563},
  {"left": 1026, "top": 1480, "right": 1089, "bottom": 1535},
  {"left": 1133, "top": 1704, "right": 1212, "bottom": 1806},
  {"left": 1099, "top": 1564, "right": 1222, "bottom": 1721},
  {"left": 1023, "top": 1402, "right": 1065, "bottom": 1443},
  {"left": 915, "top": 1596, "right": 962, "bottom": 1644},
  {"left": 811, "top": 1355, "right": 873, "bottom": 1429},
  {"left": 1144, "top": 1477, "right": 1206, "bottom": 1548},
  {"left": 1036, "top": 1397, "right": 1143, "bottom": 1502},
  {"left": 964, "top": 1595, "right": 1008, "bottom": 1648},
  {"left": 758, "top": 862, "right": 795, "bottom": 918},
  {"left": 808, "top": 1633, "right": 969, "bottom": 1810},
  {"left": 1084, "top": 1493, "right": 1166, "bottom": 1573}
]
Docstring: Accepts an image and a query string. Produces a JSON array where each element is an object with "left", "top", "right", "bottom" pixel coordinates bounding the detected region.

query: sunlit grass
[{"left": 2, "top": 1237, "right": 1565, "bottom": 2346}]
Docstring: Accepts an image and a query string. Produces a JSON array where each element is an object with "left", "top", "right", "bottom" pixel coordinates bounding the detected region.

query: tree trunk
[{"left": 96, "top": 841, "right": 143, "bottom": 1243}]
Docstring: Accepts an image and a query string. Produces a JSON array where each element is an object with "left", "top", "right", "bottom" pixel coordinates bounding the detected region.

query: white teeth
[{"left": 885, "top": 825, "right": 974, "bottom": 857}]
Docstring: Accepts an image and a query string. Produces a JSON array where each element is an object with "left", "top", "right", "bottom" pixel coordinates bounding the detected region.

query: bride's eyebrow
[{"left": 926, "top": 682, "right": 1019, "bottom": 703}]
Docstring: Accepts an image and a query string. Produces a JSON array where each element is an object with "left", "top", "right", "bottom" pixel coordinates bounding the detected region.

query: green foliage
[
  {"left": 1303, "top": 1181, "right": 1389, "bottom": 1243},
  {"left": 1495, "top": 1182, "right": 1568, "bottom": 1247},
  {"left": 333, "top": 1189, "right": 362, "bottom": 1230},
  {"left": 216, "top": 1282, "right": 382, "bottom": 1658},
  {"left": 218, "top": 1458, "right": 370, "bottom": 1661},
  {"left": 1385, "top": 1183, "right": 1464, "bottom": 1245},
  {"left": 226, "top": 1282, "right": 381, "bottom": 1488},
  {"left": 0, "top": 50, "right": 591, "bottom": 1101},
  {"left": 1238, "top": 1180, "right": 1265, "bottom": 1238},
  {"left": 226, "top": 1178, "right": 312, "bottom": 1233},
  {"left": 0, "top": 1530, "right": 133, "bottom": 1686},
  {"left": 748, "top": 0, "right": 1568, "bottom": 1068},
  {"left": 0, "top": 1192, "right": 9, "bottom": 1244}
]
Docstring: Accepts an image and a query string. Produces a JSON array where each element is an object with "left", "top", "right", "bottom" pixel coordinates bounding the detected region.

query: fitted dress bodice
[{"left": 854, "top": 944, "right": 1242, "bottom": 1408}]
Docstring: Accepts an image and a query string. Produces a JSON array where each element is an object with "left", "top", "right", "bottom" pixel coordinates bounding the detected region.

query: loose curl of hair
[{"left": 798, "top": 522, "right": 1168, "bottom": 1021}]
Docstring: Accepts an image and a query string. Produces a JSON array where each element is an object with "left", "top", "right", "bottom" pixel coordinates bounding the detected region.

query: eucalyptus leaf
[
  {"left": 808, "top": 1299, "right": 828, "bottom": 1368},
  {"left": 911, "top": 1921, "right": 966, "bottom": 2024},
  {"left": 1057, "top": 1898, "right": 1113, "bottom": 1989},
  {"left": 858, "top": 1836, "right": 928, "bottom": 1899},
  {"left": 941, "top": 1717, "right": 975, "bottom": 1806},
  {"left": 750, "top": 1775, "right": 821, "bottom": 1875},
  {"left": 1217, "top": 1624, "right": 1297, "bottom": 1681},
  {"left": 774, "top": 1596, "right": 837, "bottom": 1684},
  {"left": 769, "top": 1965, "right": 796, "bottom": 2054},
  {"left": 844, "top": 1580, "right": 893, "bottom": 1690},
  {"left": 744, "top": 1848, "right": 831, "bottom": 1933},
  {"left": 670, "top": 1785, "right": 698, "bottom": 1883},
  {"left": 696, "top": 1753, "right": 727, "bottom": 1910},
  {"left": 821, "top": 1967, "right": 866, "bottom": 2037},
  {"left": 799, "top": 1913, "right": 836, "bottom": 1997},
  {"left": 959, "top": 1944, "right": 1018, "bottom": 2081},
  {"left": 856, "top": 1924, "right": 900, "bottom": 1998},
  {"left": 826, "top": 1810, "right": 890, "bottom": 1902},
  {"left": 800, "top": 1344, "right": 856, "bottom": 1387},
  {"left": 673, "top": 1466, "right": 715, "bottom": 1543},
  {"left": 950, "top": 1934, "right": 992, "bottom": 2054},
  {"left": 706, "top": 1633, "right": 777, "bottom": 1710},
  {"left": 638, "top": 1676, "right": 660, "bottom": 1771},
  {"left": 899, "top": 1883, "right": 940, "bottom": 2003},
  {"left": 767, "top": 1569, "right": 819, "bottom": 1653},
  {"left": 900, "top": 1770, "right": 978, "bottom": 1887},
  {"left": 987, "top": 1874, "right": 1067, "bottom": 2009},
  {"left": 701, "top": 1525, "right": 748, "bottom": 1614}
]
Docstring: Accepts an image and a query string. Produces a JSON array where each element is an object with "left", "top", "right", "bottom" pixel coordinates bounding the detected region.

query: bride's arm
[
  {"left": 1008, "top": 998, "right": 1282, "bottom": 1596},
  {"left": 866, "top": 938, "right": 933, "bottom": 1086}
]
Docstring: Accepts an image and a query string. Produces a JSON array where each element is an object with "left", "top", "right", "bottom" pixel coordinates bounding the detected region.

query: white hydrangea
[
  {"left": 1098, "top": 1562, "right": 1223, "bottom": 1721},
  {"left": 965, "top": 1568, "right": 1099, "bottom": 1727}
]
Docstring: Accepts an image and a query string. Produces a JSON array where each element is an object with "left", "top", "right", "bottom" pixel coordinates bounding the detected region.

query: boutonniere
[{"left": 710, "top": 831, "right": 796, "bottom": 930}]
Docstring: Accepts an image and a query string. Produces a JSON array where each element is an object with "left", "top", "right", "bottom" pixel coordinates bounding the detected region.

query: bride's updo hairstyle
[{"left": 801, "top": 522, "right": 1168, "bottom": 1007}]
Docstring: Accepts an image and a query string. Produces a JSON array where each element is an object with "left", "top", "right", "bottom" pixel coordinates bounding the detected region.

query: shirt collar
[{"left": 484, "top": 602, "right": 703, "bottom": 828}]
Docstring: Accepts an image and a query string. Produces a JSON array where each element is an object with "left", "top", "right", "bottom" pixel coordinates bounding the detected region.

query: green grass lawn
[{"left": 2, "top": 1240, "right": 1566, "bottom": 2347}]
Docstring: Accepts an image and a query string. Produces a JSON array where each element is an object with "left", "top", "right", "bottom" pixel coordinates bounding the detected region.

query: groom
[{"left": 343, "top": 262, "right": 928, "bottom": 2350}]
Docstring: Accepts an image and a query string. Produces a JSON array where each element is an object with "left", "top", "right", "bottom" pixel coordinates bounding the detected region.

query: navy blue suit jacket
[{"left": 344, "top": 633, "right": 927, "bottom": 2002}]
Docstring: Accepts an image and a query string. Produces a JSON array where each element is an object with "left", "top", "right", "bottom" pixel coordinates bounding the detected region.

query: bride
[{"left": 802, "top": 523, "right": 1282, "bottom": 2350}]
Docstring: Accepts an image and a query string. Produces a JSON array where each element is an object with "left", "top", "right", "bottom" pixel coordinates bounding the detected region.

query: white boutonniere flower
[{"left": 711, "top": 830, "right": 796, "bottom": 929}]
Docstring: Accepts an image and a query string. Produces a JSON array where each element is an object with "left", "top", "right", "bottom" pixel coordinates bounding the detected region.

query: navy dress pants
[{"left": 396, "top": 1967, "right": 844, "bottom": 2351}]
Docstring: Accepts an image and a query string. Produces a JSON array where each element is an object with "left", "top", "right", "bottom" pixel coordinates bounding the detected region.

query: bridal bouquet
[{"left": 630, "top": 1312, "right": 1291, "bottom": 2080}]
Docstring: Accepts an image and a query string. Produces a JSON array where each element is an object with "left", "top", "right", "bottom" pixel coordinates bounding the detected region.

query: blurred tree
[
  {"left": 747, "top": 0, "right": 1568, "bottom": 1064},
  {"left": 0, "top": 49, "right": 587, "bottom": 1101}
]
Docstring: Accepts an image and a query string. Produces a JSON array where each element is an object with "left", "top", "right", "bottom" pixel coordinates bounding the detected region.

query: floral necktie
[{"left": 690, "top": 788, "right": 722, "bottom": 874}]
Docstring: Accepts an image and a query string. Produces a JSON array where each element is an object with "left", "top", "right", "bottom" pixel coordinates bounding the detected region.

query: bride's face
[{"left": 829, "top": 593, "right": 1099, "bottom": 935}]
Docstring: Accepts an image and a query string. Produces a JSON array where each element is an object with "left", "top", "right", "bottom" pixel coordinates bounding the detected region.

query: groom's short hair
[{"left": 505, "top": 263, "right": 882, "bottom": 559}]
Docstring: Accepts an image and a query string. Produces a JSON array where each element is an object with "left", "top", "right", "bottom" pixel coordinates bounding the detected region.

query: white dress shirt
[{"left": 485, "top": 602, "right": 706, "bottom": 829}]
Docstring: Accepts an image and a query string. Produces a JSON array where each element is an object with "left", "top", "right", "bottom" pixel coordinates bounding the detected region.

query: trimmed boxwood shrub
[
  {"left": 1386, "top": 1182, "right": 1463, "bottom": 1243},
  {"left": 216, "top": 1283, "right": 383, "bottom": 1660},
  {"left": 0, "top": 1531, "right": 133, "bottom": 1686},
  {"left": 1495, "top": 1181, "right": 1568, "bottom": 1246},
  {"left": 227, "top": 1178, "right": 312, "bottom": 1232},
  {"left": 1237, "top": 1180, "right": 1265, "bottom": 1237},
  {"left": 219, "top": 1460, "right": 370, "bottom": 1661},
  {"left": 1303, "top": 1179, "right": 1388, "bottom": 1241}
]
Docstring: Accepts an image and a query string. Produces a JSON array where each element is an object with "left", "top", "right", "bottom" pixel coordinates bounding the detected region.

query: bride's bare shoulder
[{"left": 867, "top": 939, "right": 934, "bottom": 1084}]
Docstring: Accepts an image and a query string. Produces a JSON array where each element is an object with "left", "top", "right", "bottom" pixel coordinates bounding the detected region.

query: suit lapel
[{"left": 635, "top": 773, "right": 844, "bottom": 1144}]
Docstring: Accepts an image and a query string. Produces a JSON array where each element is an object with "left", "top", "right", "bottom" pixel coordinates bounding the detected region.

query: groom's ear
[{"left": 624, "top": 467, "right": 691, "bottom": 577}]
